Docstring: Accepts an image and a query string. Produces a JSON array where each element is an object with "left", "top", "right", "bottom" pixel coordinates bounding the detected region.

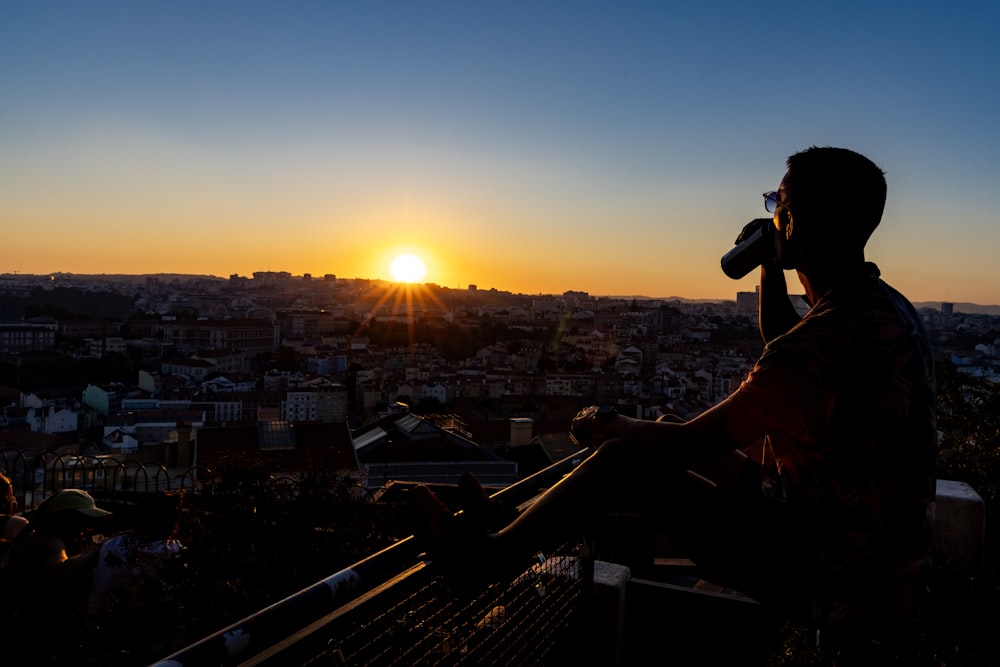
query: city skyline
[
  {"left": 9, "top": 268, "right": 1000, "bottom": 316},
  {"left": 2, "top": 2, "right": 998, "bottom": 305}
]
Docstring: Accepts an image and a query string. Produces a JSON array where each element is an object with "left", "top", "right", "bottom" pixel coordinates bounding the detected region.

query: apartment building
[
  {"left": 0, "top": 324, "right": 56, "bottom": 354},
  {"left": 159, "top": 318, "right": 278, "bottom": 355}
]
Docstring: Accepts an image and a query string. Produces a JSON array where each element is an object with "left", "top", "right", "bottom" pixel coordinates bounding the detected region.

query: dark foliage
[
  {"left": 23, "top": 459, "right": 414, "bottom": 667},
  {"left": 14, "top": 351, "right": 137, "bottom": 391},
  {"left": 15, "top": 287, "right": 136, "bottom": 321}
]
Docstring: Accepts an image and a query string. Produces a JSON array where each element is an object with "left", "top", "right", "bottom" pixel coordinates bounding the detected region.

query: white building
[
  {"left": 25, "top": 405, "right": 79, "bottom": 434},
  {"left": 283, "top": 390, "right": 318, "bottom": 422}
]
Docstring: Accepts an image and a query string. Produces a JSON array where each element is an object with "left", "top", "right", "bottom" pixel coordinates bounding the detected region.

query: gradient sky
[{"left": 2, "top": 2, "right": 998, "bottom": 304}]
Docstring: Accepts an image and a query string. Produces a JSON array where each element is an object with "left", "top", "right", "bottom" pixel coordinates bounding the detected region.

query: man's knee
[{"left": 592, "top": 437, "right": 632, "bottom": 469}]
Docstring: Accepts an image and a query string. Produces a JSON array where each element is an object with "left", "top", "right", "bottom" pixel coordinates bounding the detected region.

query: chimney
[
  {"left": 509, "top": 418, "right": 534, "bottom": 447},
  {"left": 176, "top": 422, "right": 193, "bottom": 468},
  {"left": 166, "top": 422, "right": 194, "bottom": 469}
]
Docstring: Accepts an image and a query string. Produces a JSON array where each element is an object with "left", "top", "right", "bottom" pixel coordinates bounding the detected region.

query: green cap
[{"left": 40, "top": 489, "right": 112, "bottom": 518}]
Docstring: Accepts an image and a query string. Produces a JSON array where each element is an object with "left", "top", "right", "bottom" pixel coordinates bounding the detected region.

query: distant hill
[
  {"left": 45, "top": 272, "right": 228, "bottom": 283},
  {"left": 607, "top": 295, "right": 732, "bottom": 304},
  {"left": 621, "top": 295, "right": 1000, "bottom": 316},
  {"left": 913, "top": 302, "right": 1000, "bottom": 316}
]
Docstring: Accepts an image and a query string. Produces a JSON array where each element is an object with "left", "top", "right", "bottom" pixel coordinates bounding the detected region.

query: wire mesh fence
[{"left": 303, "top": 544, "right": 592, "bottom": 667}]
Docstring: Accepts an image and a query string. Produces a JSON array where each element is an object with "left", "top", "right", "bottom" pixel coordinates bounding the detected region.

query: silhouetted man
[{"left": 415, "top": 146, "right": 937, "bottom": 643}]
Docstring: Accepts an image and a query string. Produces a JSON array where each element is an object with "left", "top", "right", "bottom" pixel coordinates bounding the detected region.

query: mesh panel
[{"left": 308, "top": 543, "right": 590, "bottom": 667}]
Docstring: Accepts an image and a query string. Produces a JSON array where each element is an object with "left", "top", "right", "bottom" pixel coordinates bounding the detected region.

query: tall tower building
[{"left": 736, "top": 287, "right": 758, "bottom": 317}]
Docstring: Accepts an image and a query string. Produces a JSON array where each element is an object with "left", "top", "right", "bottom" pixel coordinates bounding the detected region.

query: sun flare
[{"left": 388, "top": 253, "right": 427, "bottom": 283}]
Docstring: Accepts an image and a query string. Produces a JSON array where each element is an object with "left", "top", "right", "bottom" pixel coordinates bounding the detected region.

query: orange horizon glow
[{"left": 0, "top": 221, "right": 990, "bottom": 305}]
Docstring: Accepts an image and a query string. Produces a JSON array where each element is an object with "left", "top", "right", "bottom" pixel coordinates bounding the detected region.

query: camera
[{"left": 721, "top": 218, "right": 777, "bottom": 280}]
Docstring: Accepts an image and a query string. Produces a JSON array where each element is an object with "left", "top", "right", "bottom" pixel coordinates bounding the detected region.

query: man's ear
[{"left": 773, "top": 210, "right": 793, "bottom": 269}]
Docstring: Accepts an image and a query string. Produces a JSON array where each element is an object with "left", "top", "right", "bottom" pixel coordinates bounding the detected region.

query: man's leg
[
  {"left": 489, "top": 437, "right": 647, "bottom": 562},
  {"left": 485, "top": 440, "right": 746, "bottom": 556},
  {"left": 652, "top": 455, "right": 816, "bottom": 617}
]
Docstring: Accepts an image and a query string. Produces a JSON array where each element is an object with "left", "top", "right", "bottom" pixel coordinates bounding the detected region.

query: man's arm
[
  {"left": 571, "top": 394, "right": 760, "bottom": 473},
  {"left": 28, "top": 534, "right": 102, "bottom": 578},
  {"left": 758, "top": 264, "right": 801, "bottom": 343},
  {"left": 492, "top": 397, "right": 759, "bottom": 555}
]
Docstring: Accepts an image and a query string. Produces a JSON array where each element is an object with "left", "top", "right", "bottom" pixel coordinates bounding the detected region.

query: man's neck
[{"left": 797, "top": 256, "right": 870, "bottom": 304}]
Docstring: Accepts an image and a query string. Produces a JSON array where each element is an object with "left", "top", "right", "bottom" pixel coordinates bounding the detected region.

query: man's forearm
[{"left": 758, "top": 266, "right": 801, "bottom": 342}]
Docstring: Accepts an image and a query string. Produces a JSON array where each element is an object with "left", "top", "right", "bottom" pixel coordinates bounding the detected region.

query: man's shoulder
[
  {"left": 804, "top": 268, "right": 921, "bottom": 331},
  {"left": 1, "top": 514, "right": 28, "bottom": 540},
  {"left": 761, "top": 275, "right": 927, "bottom": 366}
]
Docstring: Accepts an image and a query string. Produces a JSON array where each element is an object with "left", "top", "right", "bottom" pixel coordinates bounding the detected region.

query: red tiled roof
[
  {"left": 0, "top": 429, "right": 71, "bottom": 452},
  {"left": 196, "top": 422, "right": 358, "bottom": 473}
]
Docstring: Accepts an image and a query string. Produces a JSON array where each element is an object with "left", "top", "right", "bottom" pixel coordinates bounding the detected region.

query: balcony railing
[{"left": 148, "top": 451, "right": 594, "bottom": 666}]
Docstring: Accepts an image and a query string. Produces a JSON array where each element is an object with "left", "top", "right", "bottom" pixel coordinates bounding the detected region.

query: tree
[
  {"left": 935, "top": 357, "right": 1000, "bottom": 506},
  {"left": 273, "top": 346, "right": 302, "bottom": 372}
]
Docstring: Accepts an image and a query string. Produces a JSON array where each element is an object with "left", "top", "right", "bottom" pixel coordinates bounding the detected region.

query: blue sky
[{"left": 2, "top": 1, "right": 998, "bottom": 304}]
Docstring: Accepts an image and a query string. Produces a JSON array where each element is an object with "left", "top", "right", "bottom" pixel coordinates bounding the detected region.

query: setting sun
[{"left": 388, "top": 253, "right": 427, "bottom": 283}]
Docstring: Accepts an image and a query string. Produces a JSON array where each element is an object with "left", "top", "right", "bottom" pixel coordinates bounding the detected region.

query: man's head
[
  {"left": 774, "top": 146, "right": 886, "bottom": 269},
  {"left": 34, "top": 488, "right": 112, "bottom": 534},
  {"left": 37, "top": 488, "right": 112, "bottom": 519}
]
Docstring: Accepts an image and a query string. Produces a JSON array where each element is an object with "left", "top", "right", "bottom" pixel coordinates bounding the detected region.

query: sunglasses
[{"left": 763, "top": 191, "right": 791, "bottom": 214}]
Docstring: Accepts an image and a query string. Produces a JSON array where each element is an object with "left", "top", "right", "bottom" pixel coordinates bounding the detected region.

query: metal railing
[
  {"left": 1, "top": 447, "right": 202, "bottom": 510},
  {"left": 152, "top": 449, "right": 594, "bottom": 666}
]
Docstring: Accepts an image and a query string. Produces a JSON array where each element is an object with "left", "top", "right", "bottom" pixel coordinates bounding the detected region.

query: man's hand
[
  {"left": 735, "top": 218, "right": 781, "bottom": 267},
  {"left": 570, "top": 405, "right": 618, "bottom": 446},
  {"left": 733, "top": 217, "right": 769, "bottom": 244}
]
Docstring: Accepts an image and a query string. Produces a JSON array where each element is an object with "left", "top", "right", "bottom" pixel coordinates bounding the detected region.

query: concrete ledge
[
  {"left": 624, "top": 576, "right": 776, "bottom": 666},
  {"left": 934, "top": 479, "right": 985, "bottom": 571},
  {"left": 592, "top": 560, "right": 631, "bottom": 667}
]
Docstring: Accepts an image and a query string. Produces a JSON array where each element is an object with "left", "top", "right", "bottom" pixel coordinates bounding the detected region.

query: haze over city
[{"left": 2, "top": 2, "right": 998, "bottom": 304}]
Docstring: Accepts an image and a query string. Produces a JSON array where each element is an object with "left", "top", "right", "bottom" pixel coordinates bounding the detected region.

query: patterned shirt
[
  {"left": 87, "top": 532, "right": 184, "bottom": 615},
  {"left": 736, "top": 262, "right": 937, "bottom": 630}
]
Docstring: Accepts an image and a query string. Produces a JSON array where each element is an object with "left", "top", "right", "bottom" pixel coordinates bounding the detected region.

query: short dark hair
[{"left": 785, "top": 146, "right": 886, "bottom": 250}]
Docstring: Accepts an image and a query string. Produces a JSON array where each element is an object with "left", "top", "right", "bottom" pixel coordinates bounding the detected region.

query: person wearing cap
[
  {"left": 2, "top": 488, "right": 112, "bottom": 658},
  {"left": 5, "top": 488, "right": 112, "bottom": 577}
]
